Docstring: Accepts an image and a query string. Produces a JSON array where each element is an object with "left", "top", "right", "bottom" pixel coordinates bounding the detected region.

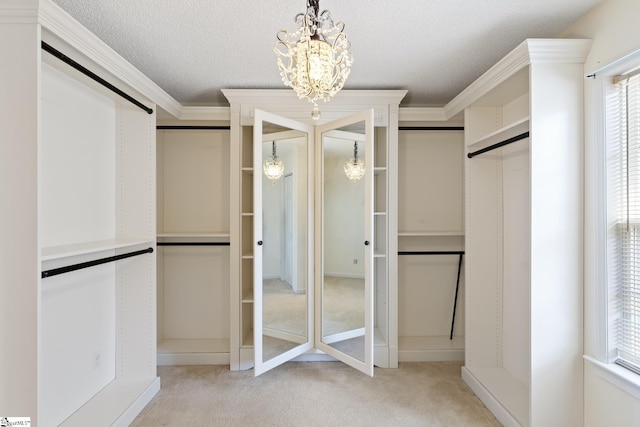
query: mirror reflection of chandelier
[
  {"left": 344, "top": 141, "right": 365, "bottom": 182},
  {"left": 264, "top": 141, "right": 284, "bottom": 182},
  {"left": 274, "top": 0, "right": 353, "bottom": 120}
]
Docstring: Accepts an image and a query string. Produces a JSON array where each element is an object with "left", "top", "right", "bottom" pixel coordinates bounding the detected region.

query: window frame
[{"left": 590, "top": 47, "right": 640, "bottom": 397}]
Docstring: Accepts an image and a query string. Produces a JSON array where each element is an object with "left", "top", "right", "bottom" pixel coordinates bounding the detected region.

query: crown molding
[
  {"left": 399, "top": 107, "right": 448, "bottom": 122},
  {"left": 444, "top": 38, "right": 592, "bottom": 118},
  {"left": 38, "top": 0, "right": 182, "bottom": 117},
  {"left": 0, "top": 0, "right": 38, "bottom": 23},
  {"left": 222, "top": 89, "right": 408, "bottom": 106},
  {"left": 179, "top": 106, "right": 230, "bottom": 121},
  {"left": 169, "top": 105, "right": 454, "bottom": 123}
]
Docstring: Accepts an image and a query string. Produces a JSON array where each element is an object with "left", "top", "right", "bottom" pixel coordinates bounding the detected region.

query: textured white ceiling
[{"left": 51, "top": 0, "right": 603, "bottom": 108}]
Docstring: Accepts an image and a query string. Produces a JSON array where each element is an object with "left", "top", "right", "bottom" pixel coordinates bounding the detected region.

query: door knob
[
  {"left": 364, "top": 240, "right": 370, "bottom": 246},
  {"left": 257, "top": 240, "right": 263, "bottom": 246}
]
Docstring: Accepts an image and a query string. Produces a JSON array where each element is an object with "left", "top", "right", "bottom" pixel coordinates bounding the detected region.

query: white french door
[{"left": 253, "top": 108, "right": 374, "bottom": 377}]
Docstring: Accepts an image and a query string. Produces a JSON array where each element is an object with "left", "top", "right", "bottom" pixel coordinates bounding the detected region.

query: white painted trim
[
  {"left": 157, "top": 353, "right": 230, "bottom": 366},
  {"left": 590, "top": 71, "right": 609, "bottom": 362},
  {"left": 112, "top": 378, "right": 161, "bottom": 427},
  {"left": 399, "top": 349, "right": 464, "bottom": 362},
  {"left": 584, "top": 356, "right": 640, "bottom": 400},
  {"left": 0, "top": 0, "right": 38, "bottom": 23},
  {"left": 162, "top": 105, "right": 455, "bottom": 124},
  {"left": 445, "top": 39, "right": 592, "bottom": 119},
  {"left": 180, "top": 106, "right": 230, "bottom": 121},
  {"left": 399, "top": 107, "right": 448, "bottom": 122},
  {"left": 461, "top": 367, "right": 522, "bottom": 427},
  {"left": 589, "top": 46, "right": 640, "bottom": 362},
  {"left": 223, "top": 89, "right": 407, "bottom": 106}
]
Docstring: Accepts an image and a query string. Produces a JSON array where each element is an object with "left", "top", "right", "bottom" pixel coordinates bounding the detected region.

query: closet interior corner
[
  {"left": 155, "top": 126, "right": 232, "bottom": 366},
  {"left": 397, "top": 124, "right": 466, "bottom": 362}
]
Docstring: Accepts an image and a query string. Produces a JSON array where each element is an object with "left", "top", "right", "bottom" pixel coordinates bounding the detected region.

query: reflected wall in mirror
[
  {"left": 261, "top": 124, "right": 309, "bottom": 362},
  {"left": 321, "top": 122, "right": 366, "bottom": 362}
]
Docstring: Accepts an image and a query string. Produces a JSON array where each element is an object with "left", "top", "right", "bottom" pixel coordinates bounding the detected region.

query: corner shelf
[
  {"left": 467, "top": 117, "right": 530, "bottom": 149},
  {"left": 41, "top": 238, "right": 154, "bottom": 262}
]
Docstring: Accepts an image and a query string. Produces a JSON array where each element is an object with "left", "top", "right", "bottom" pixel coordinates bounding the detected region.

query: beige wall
[
  {"left": 560, "top": 0, "right": 640, "bottom": 74},
  {"left": 560, "top": 1, "right": 640, "bottom": 426}
]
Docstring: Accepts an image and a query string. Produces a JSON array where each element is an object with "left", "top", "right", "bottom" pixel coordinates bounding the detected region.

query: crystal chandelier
[
  {"left": 264, "top": 141, "right": 284, "bottom": 181},
  {"left": 274, "top": 0, "right": 353, "bottom": 120},
  {"left": 344, "top": 141, "right": 365, "bottom": 182}
]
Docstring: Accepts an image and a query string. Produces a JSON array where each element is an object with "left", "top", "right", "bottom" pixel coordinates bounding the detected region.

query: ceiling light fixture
[
  {"left": 274, "top": 0, "right": 353, "bottom": 120},
  {"left": 264, "top": 141, "right": 285, "bottom": 182},
  {"left": 344, "top": 141, "right": 365, "bottom": 182}
]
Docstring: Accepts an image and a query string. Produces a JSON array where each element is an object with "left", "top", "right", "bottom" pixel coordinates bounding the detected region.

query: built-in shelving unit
[
  {"left": 236, "top": 124, "right": 256, "bottom": 369},
  {"left": 460, "top": 39, "right": 592, "bottom": 427},
  {"left": 156, "top": 127, "right": 231, "bottom": 365},
  {"left": 37, "top": 20, "right": 158, "bottom": 425},
  {"left": 224, "top": 90, "right": 405, "bottom": 371},
  {"left": 397, "top": 126, "right": 465, "bottom": 361}
]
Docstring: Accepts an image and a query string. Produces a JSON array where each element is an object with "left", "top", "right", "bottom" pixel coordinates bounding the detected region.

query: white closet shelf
[
  {"left": 242, "top": 290, "right": 254, "bottom": 303},
  {"left": 374, "top": 211, "right": 387, "bottom": 216},
  {"left": 241, "top": 329, "right": 254, "bottom": 348},
  {"left": 242, "top": 167, "right": 254, "bottom": 174},
  {"left": 467, "top": 117, "right": 530, "bottom": 149},
  {"left": 157, "top": 232, "right": 230, "bottom": 238},
  {"left": 374, "top": 252, "right": 387, "bottom": 258},
  {"left": 398, "top": 231, "right": 465, "bottom": 237},
  {"left": 242, "top": 252, "right": 254, "bottom": 259},
  {"left": 41, "top": 238, "right": 154, "bottom": 262},
  {"left": 241, "top": 212, "right": 254, "bottom": 217}
]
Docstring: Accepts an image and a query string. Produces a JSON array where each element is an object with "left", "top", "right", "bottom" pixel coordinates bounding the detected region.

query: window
[{"left": 608, "top": 69, "right": 640, "bottom": 374}]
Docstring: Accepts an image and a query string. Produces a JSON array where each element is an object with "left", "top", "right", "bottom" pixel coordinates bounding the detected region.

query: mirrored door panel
[
  {"left": 254, "top": 110, "right": 314, "bottom": 376},
  {"left": 315, "top": 110, "right": 374, "bottom": 376}
]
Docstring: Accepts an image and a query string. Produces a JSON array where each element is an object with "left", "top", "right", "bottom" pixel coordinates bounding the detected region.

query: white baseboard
[
  {"left": 399, "top": 348, "right": 464, "bottom": 362},
  {"left": 113, "top": 377, "right": 160, "bottom": 427},
  {"left": 157, "top": 352, "right": 230, "bottom": 366},
  {"left": 461, "top": 367, "right": 522, "bottom": 427}
]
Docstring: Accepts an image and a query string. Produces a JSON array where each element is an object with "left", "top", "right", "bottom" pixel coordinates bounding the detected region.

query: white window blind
[{"left": 611, "top": 70, "right": 640, "bottom": 373}]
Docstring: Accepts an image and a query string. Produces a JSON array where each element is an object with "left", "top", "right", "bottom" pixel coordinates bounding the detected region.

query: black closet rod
[
  {"left": 157, "top": 125, "right": 231, "bottom": 130},
  {"left": 467, "top": 132, "right": 530, "bottom": 159},
  {"left": 41, "top": 41, "right": 154, "bottom": 115},
  {"left": 399, "top": 126, "right": 464, "bottom": 131},
  {"left": 398, "top": 251, "right": 465, "bottom": 256},
  {"left": 157, "top": 242, "right": 230, "bottom": 246},
  {"left": 41, "top": 247, "right": 154, "bottom": 279}
]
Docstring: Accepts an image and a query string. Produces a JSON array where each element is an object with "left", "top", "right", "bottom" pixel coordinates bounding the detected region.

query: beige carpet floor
[{"left": 131, "top": 362, "right": 500, "bottom": 426}]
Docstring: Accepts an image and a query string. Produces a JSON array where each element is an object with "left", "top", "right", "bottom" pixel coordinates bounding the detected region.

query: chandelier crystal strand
[
  {"left": 275, "top": 0, "right": 353, "bottom": 120},
  {"left": 344, "top": 141, "right": 365, "bottom": 182}
]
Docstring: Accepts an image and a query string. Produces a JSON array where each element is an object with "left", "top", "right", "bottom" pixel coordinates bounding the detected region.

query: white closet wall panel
[
  {"left": 40, "top": 62, "right": 115, "bottom": 248},
  {"left": 40, "top": 259, "right": 116, "bottom": 427},
  {"left": 502, "top": 141, "right": 531, "bottom": 388},
  {"left": 116, "top": 102, "right": 156, "bottom": 239},
  {"left": 161, "top": 131, "right": 229, "bottom": 233},
  {"left": 398, "top": 131, "right": 464, "bottom": 234},
  {"left": 162, "top": 246, "right": 230, "bottom": 339},
  {"left": 399, "top": 256, "right": 465, "bottom": 337}
]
